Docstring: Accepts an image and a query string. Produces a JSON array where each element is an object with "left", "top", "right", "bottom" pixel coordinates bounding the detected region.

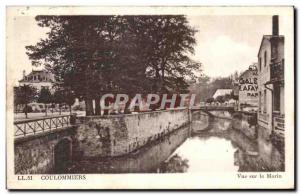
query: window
[
  {"left": 259, "top": 57, "right": 262, "bottom": 72},
  {"left": 263, "top": 89, "right": 267, "bottom": 113},
  {"left": 273, "top": 85, "right": 280, "bottom": 112},
  {"left": 264, "top": 51, "right": 267, "bottom": 67}
]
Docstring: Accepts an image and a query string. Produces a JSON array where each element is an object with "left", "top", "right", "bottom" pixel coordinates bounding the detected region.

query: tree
[
  {"left": 63, "top": 89, "right": 76, "bottom": 114},
  {"left": 52, "top": 88, "right": 76, "bottom": 114},
  {"left": 37, "top": 88, "right": 52, "bottom": 116},
  {"left": 189, "top": 74, "right": 210, "bottom": 103},
  {"left": 14, "top": 85, "right": 37, "bottom": 118},
  {"left": 189, "top": 75, "right": 236, "bottom": 104},
  {"left": 125, "top": 16, "right": 201, "bottom": 94},
  {"left": 52, "top": 89, "right": 64, "bottom": 114},
  {"left": 26, "top": 16, "right": 201, "bottom": 115}
]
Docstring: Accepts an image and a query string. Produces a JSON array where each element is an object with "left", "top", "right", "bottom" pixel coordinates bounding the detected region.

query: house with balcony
[
  {"left": 19, "top": 69, "right": 55, "bottom": 92},
  {"left": 257, "top": 15, "right": 284, "bottom": 138}
]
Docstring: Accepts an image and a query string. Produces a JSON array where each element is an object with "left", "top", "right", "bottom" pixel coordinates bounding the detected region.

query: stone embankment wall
[
  {"left": 76, "top": 108, "right": 189, "bottom": 157},
  {"left": 14, "top": 109, "right": 189, "bottom": 174}
]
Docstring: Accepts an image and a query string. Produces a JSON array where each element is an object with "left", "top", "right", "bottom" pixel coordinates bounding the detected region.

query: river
[{"left": 63, "top": 116, "right": 284, "bottom": 173}]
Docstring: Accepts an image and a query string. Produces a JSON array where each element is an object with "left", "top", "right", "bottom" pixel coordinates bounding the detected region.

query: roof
[
  {"left": 212, "top": 89, "right": 232, "bottom": 99},
  {"left": 239, "top": 66, "right": 258, "bottom": 78},
  {"left": 257, "top": 35, "right": 284, "bottom": 57},
  {"left": 228, "top": 99, "right": 236, "bottom": 103},
  {"left": 19, "top": 69, "right": 55, "bottom": 83}
]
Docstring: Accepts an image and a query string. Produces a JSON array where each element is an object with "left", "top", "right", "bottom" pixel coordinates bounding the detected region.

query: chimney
[
  {"left": 23, "top": 70, "right": 26, "bottom": 79},
  {"left": 272, "top": 15, "right": 279, "bottom": 36}
]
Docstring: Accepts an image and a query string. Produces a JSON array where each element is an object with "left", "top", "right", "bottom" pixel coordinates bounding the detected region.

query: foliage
[
  {"left": 14, "top": 85, "right": 37, "bottom": 106},
  {"left": 52, "top": 88, "right": 76, "bottom": 113},
  {"left": 37, "top": 88, "right": 52, "bottom": 104},
  {"left": 23, "top": 105, "right": 33, "bottom": 113},
  {"left": 206, "top": 97, "right": 214, "bottom": 103},
  {"left": 189, "top": 75, "right": 234, "bottom": 104},
  {"left": 52, "top": 89, "right": 64, "bottom": 107},
  {"left": 26, "top": 16, "right": 201, "bottom": 115},
  {"left": 215, "top": 95, "right": 225, "bottom": 103},
  {"left": 63, "top": 89, "right": 76, "bottom": 107},
  {"left": 14, "top": 85, "right": 37, "bottom": 117}
]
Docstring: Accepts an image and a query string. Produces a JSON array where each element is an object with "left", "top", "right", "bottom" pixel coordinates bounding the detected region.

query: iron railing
[{"left": 14, "top": 114, "right": 76, "bottom": 137}]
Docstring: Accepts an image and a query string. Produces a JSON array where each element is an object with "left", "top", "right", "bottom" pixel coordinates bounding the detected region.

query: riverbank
[
  {"left": 64, "top": 116, "right": 284, "bottom": 173},
  {"left": 75, "top": 108, "right": 190, "bottom": 158}
]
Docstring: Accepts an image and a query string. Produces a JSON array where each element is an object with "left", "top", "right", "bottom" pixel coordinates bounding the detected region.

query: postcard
[{"left": 6, "top": 6, "right": 294, "bottom": 189}]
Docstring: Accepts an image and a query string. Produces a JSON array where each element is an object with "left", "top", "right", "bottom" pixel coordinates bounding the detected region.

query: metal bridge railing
[{"left": 14, "top": 114, "right": 76, "bottom": 137}]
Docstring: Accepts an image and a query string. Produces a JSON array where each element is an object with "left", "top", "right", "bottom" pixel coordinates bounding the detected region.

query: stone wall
[
  {"left": 14, "top": 126, "right": 78, "bottom": 174},
  {"left": 76, "top": 108, "right": 189, "bottom": 157}
]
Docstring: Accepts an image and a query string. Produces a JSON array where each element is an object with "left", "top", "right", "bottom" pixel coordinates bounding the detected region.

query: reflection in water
[
  {"left": 65, "top": 125, "right": 190, "bottom": 173},
  {"left": 233, "top": 127, "right": 284, "bottom": 172},
  {"left": 65, "top": 116, "right": 284, "bottom": 173},
  {"left": 160, "top": 137, "right": 239, "bottom": 173},
  {"left": 160, "top": 154, "right": 189, "bottom": 173}
]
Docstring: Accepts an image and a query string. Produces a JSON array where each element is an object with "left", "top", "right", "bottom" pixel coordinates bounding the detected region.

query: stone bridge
[
  {"left": 190, "top": 109, "right": 257, "bottom": 139},
  {"left": 14, "top": 115, "right": 79, "bottom": 174},
  {"left": 191, "top": 105, "right": 235, "bottom": 112}
]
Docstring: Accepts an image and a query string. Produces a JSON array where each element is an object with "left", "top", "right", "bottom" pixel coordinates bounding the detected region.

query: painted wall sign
[{"left": 238, "top": 69, "right": 259, "bottom": 108}]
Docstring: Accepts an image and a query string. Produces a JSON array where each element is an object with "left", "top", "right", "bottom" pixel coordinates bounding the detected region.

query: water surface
[{"left": 63, "top": 117, "right": 284, "bottom": 173}]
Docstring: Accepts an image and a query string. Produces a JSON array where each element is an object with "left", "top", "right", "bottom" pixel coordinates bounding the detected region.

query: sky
[
  {"left": 9, "top": 15, "right": 275, "bottom": 85},
  {"left": 187, "top": 15, "right": 272, "bottom": 77}
]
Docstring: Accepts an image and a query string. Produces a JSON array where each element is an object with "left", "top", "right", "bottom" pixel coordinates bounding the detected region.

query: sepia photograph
[{"left": 6, "top": 6, "right": 294, "bottom": 189}]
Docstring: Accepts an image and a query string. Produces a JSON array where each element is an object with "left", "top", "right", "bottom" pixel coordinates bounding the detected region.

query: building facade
[
  {"left": 238, "top": 65, "right": 258, "bottom": 112},
  {"left": 19, "top": 69, "right": 55, "bottom": 92},
  {"left": 257, "top": 15, "right": 284, "bottom": 137}
]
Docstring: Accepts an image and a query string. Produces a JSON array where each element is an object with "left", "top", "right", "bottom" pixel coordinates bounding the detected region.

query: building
[
  {"left": 238, "top": 64, "right": 258, "bottom": 112},
  {"left": 257, "top": 15, "right": 284, "bottom": 137},
  {"left": 19, "top": 69, "right": 55, "bottom": 92},
  {"left": 212, "top": 89, "right": 232, "bottom": 99}
]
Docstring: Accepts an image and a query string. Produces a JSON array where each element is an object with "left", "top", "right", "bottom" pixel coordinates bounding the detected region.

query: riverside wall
[{"left": 75, "top": 108, "right": 190, "bottom": 157}]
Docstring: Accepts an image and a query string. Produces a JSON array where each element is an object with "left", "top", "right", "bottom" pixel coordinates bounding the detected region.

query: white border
[{"left": 1, "top": 1, "right": 298, "bottom": 193}]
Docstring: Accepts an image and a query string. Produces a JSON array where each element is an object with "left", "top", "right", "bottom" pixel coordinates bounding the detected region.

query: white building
[
  {"left": 257, "top": 15, "right": 285, "bottom": 137},
  {"left": 19, "top": 69, "right": 55, "bottom": 92},
  {"left": 212, "top": 89, "right": 232, "bottom": 99}
]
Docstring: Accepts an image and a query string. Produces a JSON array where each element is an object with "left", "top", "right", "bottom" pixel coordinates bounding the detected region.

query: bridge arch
[{"left": 53, "top": 137, "right": 72, "bottom": 172}]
